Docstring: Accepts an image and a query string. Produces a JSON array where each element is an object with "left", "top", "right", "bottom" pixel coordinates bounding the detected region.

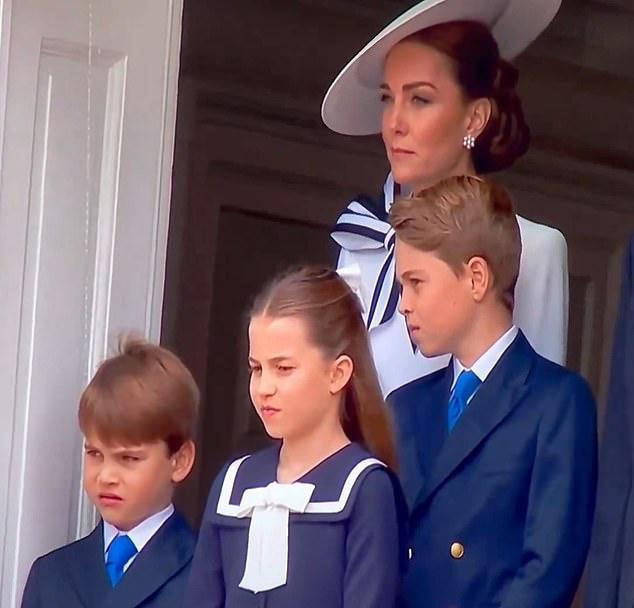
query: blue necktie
[
  {"left": 448, "top": 370, "right": 482, "bottom": 431},
  {"left": 106, "top": 534, "right": 137, "bottom": 587}
]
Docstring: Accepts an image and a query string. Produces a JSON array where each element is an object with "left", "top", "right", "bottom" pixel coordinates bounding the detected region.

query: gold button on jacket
[{"left": 450, "top": 542, "right": 465, "bottom": 559}]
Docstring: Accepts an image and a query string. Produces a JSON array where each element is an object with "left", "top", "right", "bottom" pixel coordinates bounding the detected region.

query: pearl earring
[{"left": 463, "top": 134, "right": 476, "bottom": 150}]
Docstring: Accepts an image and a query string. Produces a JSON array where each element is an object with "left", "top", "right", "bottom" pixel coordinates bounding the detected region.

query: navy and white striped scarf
[{"left": 331, "top": 174, "right": 402, "bottom": 333}]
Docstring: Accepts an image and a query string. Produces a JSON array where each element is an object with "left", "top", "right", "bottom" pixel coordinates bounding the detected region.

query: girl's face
[
  {"left": 248, "top": 315, "right": 349, "bottom": 442},
  {"left": 381, "top": 40, "right": 478, "bottom": 190}
]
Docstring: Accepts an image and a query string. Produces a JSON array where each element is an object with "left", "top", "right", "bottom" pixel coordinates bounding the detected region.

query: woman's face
[{"left": 381, "top": 40, "right": 477, "bottom": 190}]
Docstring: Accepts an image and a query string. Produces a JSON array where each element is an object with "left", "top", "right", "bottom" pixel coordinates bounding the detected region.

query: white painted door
[{"left": 0, "top": 1, "right": 183, "bottom": 605}]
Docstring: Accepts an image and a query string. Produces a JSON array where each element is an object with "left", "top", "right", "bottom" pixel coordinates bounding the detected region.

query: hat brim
[{"left": 321, "top": 0, "right": 561, "bottom": 135}]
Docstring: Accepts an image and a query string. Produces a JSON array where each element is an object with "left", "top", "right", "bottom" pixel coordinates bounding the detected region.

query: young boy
[
  {"left": 389, "top": 175, "right": 597, "bottom": 608},
  {"left": 21, "top": 337, "right": 199, "bottom": 608}
]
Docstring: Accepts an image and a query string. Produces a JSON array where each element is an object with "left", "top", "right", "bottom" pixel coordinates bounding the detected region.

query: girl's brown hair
[
  {"left": 250, "top": 266, "right": 397, "bottom": 470},
  {"left": 404, "top": 20, "right": 530, "bottom": 173}
]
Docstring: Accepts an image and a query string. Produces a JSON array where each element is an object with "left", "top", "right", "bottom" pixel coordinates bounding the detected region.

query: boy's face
[
  {"left": 83, "top": 432, "right": 194, "bottom": 531},
  {"left": 396, "top": 237, "right": 475, "bottom": 358}
]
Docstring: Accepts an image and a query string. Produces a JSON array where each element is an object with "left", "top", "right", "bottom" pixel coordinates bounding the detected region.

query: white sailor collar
[{"left": 213, "top": 443, "right": 385, "bottom": 524}]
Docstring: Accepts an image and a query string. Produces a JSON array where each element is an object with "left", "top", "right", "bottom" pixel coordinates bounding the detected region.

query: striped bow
[{"left": 331, "top": 174, "right": 401, "bottom": 332}]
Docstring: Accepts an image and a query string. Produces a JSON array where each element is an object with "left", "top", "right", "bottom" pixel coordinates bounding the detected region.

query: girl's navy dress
[{"left": 185, "top": 442, "right": 406, "bottom": 607}]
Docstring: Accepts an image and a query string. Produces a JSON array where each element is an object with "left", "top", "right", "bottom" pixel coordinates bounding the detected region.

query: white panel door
[{"left": 0, "top": 1, "right": 183, "bottom": 605}]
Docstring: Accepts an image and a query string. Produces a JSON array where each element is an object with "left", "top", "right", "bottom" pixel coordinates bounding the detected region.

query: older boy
[
  {"left": 389, "top": 176, "right": 597, "bottom": 608},
  {"left": 22, "top": 337, "right": 199, "bottom": 608}
]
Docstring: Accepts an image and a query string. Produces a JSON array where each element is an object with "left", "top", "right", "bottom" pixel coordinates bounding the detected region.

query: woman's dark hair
[{"left": 405, "top": 20, "right": 530, "bottom": 173}]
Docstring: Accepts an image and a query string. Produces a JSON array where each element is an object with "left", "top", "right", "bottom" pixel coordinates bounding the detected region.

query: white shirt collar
[
  {"left": 103, "top": 503, "right": 174, "bottom": 556},
  {"left": 452, "top": 325, "right": 518, "bottom": 388},
  {"left": 384, "top": 173, "right": 412, "bottom": 213},
  {"left": 384, "top": 173, "right": 395, "bottom": 212}
]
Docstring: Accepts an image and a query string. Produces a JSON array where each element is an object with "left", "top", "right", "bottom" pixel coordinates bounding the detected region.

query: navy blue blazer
[
  {"left": 389, "top": 331, "right": 598, "bottom": 608},
  {"left": 585, "top": 237, "right": 634, "bottom": 608},
  {"left": 21, "top": 511, "right": 195, "bottom": 608},
  {"left": 185, "top": 442, "right": 407, "bottom": 608}
]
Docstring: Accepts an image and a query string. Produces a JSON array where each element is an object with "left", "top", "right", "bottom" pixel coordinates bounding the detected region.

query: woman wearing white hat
[{"left": 323, "top": 0, "right": 567, "bottom": 398}]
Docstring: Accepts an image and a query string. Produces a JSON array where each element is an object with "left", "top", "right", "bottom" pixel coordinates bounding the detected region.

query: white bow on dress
[{"left": 236, "top": 481, "right": 316, "bottom": 593}]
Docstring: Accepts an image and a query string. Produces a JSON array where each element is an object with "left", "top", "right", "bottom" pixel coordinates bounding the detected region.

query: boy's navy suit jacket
[
  {"left": 390, "top": 331, "right": 598, "bottom": 608},
  {"left": 21, "top": 511, "right": 195, "bottom": 608}
]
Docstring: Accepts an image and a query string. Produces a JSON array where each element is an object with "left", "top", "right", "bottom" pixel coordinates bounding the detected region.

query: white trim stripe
[
  {"left": 216, "top": 455, "right": 251, "bottom": 517},
  {"left": 304, "top": 458, "right": 383, "bottom": 514}
]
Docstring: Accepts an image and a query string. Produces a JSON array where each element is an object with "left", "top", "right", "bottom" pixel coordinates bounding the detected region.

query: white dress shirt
[
  {"left": 451, "top": 325, "right": 519, "bottom": 396},
  {"left": 103, "top": 503, "right": 174, "bottom": 572}
]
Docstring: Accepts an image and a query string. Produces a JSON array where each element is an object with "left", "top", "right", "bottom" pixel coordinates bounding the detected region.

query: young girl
[{"left": 185, "top": 266, "right": 406, "bottom": 607}]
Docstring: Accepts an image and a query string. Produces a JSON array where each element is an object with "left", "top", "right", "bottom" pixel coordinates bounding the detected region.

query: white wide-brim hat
[{"left": 321, "top": 0, "right": 560, "bottom": 135}]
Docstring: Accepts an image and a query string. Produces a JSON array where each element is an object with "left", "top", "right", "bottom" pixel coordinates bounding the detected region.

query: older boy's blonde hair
[
  {"left": 389, "top": 175, "right": 521, "bottom": 309},
  {"left": 78, "top": 335, "right": 199, "bottom": 454}
]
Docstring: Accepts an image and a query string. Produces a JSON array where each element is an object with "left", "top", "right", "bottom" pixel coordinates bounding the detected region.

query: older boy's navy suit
[{"left": 390, "top": 331, "right": 597, "bottom": 608}]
